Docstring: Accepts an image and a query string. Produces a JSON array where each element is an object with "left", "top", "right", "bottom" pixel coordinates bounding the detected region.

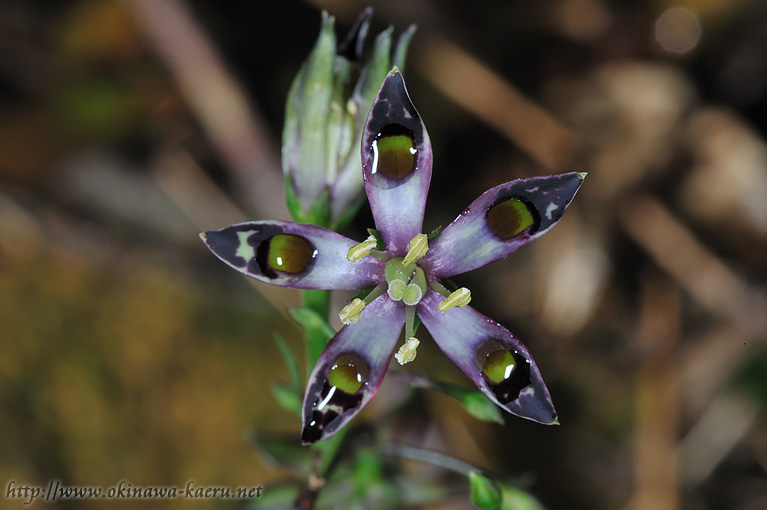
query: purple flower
[{"left": 201, "top": 69, "right": 585, "bottom": 443}]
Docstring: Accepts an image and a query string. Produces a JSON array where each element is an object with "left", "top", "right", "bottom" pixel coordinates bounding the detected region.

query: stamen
[
  {"left": 347, "top": 236, "right": 378, "bottom": 262},
  {"left": 339, "top": 298, "right": 366, "bottom": 324},
  {"left": 402, "top": 233, "right": 428, "bottom": 266},
  {"left": 394, "top": 337, "right": 420, "bottom": 365},
  {"left": 437, "top": 287, "right": 472, "bottom": 312},
  {"left": 405, "top": 305, "right": 416, "bottom": 340}
]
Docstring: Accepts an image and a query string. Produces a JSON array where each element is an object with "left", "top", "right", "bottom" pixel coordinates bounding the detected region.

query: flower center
[{"left": 385, "top": 257, "right": 427, "bottom": 307}]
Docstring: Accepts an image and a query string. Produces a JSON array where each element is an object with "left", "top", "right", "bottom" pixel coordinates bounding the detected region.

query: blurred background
[{"left": 1, "top": 0, "right": 766, "bottom": 508}]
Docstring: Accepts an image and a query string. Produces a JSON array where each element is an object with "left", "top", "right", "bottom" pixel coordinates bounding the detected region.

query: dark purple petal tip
[
  {"left": 417, "top": 292, "right": 557, "bottom": 425},
  {"left": 301, "top": 296, "right": 405, "bottom": 443},
  {"left": 361, "top": 68, "right": 433, "bottom": 252},
  {"left": 422, "top": 172, "right": 586, "bottom": 278}
]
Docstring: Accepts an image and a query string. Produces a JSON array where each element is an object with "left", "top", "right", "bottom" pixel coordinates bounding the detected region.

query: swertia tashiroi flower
[{"left": 201, "top": 68, "right": 585, "bottom": 444}]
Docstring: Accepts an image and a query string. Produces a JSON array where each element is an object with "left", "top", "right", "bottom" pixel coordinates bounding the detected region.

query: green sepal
[
  {"left": 273, "top": 334, "right": 301, "bottom": 392},
  {"left": 469, "top": 472, "right": 502, "bottom": 510},
  {"left": 271, "top": 380, "right": 303, "bottom": 418},
  {"left": 412, "top": 311, "right": 421, "bottom": 334},
  {"left": 284, "top": 174, "right": 331, "bottom": 227},
  {"left": 410, "top": 376, "right": 504, "bottom": 424},
  {"left": 288, "top": 305, "right": 336, "bottom": 373},
  {"left": 366, "top": 228, "right": 386, "bottom": 250},
  {"left": 353, "top": 286, "right": 375, "bottom": 301},
  {"left": 427, "top": 225, "right": 443, "bottom": 241}
]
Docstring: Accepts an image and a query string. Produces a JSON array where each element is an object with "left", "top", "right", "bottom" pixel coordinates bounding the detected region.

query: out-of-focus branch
[
  {"left": 127, "top": 0, "right": 287, "bottom": 220},
  {"left": 415, "top": 35, "right": 586, "bottom": 173},
  {"left": 632, "top": 271, "right": 680, "bottom": 510},
  {"left": 618, "top": 193, "right": 767, "bottom": 336},
  {"left": 150, "top": 148, "right": 299, "bottom": 314}
]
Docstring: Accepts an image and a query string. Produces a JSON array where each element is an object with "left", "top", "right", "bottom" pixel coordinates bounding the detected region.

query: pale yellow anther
[
  {"left": 402, "top": 233, "right": 428, "bottom": 266},
  {"left": 394, "top": 337, "right": 420, "bottom": 365},
  {"left": 339, "top": 298, "right": 366, "bottom": 325},
  {"left": 347, "top": 236, "right": 377, "bottom": 262},
  {"left": 437, "top": 287, "right": 472, "bottom": 312}
]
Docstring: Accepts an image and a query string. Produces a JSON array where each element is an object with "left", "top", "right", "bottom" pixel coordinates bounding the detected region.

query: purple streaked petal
[
  {"left": 201, "top": 221, "right": 384, "bottom": 290},
  {"left": 301, "top": 296, "right": 406, "bottom": 443},
  {"left": 417, "top": 291, "right": 557, "bottom": 424},
  {"left": 421, "top": 172, "right": 585, "bottom": 278},
  {"left": 361, "top": 68, "right": 432, "bottom": 254}
]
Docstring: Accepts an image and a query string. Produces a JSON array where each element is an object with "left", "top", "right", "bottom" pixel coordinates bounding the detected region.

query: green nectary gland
[
  {"left": 485, "top": 198, "right": 535, "bottom": 240},
  {"left": 373, "top": 129, "right": 417, "bottom": 180},
  {"left": 327, "top": 353, "right": 369, "bottom": 394},
  {"left": 482, "top": 349, "right": 517, "bottom": 383},
  {"left": 259, "top": 233, "right": 317, "bottom": 275}
]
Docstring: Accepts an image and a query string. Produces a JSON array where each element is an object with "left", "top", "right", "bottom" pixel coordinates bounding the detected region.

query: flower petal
[
  {"left": 361, "top": 68, "right": 433, "bottom": 254},
  {"left": 417, "top": 291, "right": 557, "bottom": 424},
  {"left": 201, "top": 221, "right": 384, "bottom": 290},
  {"left": 301, "top": 296, "right": 406, "bottom": 443},
  {"left": 421, "top": 172, "right": 585, "bottom": 278}
]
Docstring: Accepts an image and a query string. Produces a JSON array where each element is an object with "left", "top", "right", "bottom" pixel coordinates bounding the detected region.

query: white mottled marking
[
  {"left": 235, "top": 231, "right": 256, "bottom": 261},
  {"left": 545, "top": 202, "right": 559, "bottom": 220}
]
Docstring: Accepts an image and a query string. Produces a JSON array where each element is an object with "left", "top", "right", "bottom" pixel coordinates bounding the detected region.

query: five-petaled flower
[{"left": 201, "top": 68, "right": 585, "bottom": 444}]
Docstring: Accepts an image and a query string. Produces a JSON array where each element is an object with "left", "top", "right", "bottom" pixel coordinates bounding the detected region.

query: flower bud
[{"left": 282, "top": 9, "right": 416, "bottom": 228}]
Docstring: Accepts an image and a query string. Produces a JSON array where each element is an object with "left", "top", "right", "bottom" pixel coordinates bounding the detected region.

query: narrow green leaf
[
  {"left": 288, "top": 305, "right": 335, "bottom": 373},
  {"left": 273, "top": 334, "right": 301, "bottom": 392},
  {"left": 469, "top": 472, "right": 502, "bottom": 510},
  {"left": 271, "top": 381, "right": 303, "bottom": 417},
  {"left": 458, "top": 391, "right": 505, "bottom": 425},
  {"left": 409, "top": 375, "right": 504, "bottom": 424},
  {"left": 500, "top": 484, "right": 545, "bottom": 510}
]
